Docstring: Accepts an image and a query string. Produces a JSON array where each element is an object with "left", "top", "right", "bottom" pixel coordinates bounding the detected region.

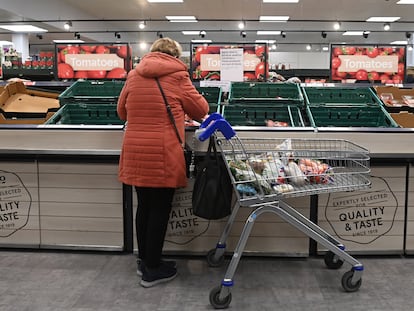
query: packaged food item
[{"left": 402, "top": 95, "right": 414, "bottom": 107}]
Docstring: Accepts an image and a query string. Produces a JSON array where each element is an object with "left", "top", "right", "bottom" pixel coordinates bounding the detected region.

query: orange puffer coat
[{"left": 117, "top": 52, "right": 209, "bottom": 188}]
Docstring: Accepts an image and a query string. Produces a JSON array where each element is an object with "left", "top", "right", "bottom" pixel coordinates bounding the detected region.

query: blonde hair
[{"left": 150, "top": 37, "right": 182, "bottom": 58}]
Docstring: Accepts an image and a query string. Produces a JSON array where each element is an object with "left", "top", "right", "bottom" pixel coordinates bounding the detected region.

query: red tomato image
[
  {"left": 106, "top": 68, "right": 127, "bottom": 79},
  {"left": 243, "top": 72, "right": 256, "bottom": 81},
  {"left": 87, "top": 70, "right": 107, "bottom": 79},
  {"left": 382, "top": 47, "right": 394, "bottom": 55},
  {"left": 380, "top": 74, "right": 390, "bottom": 83},
  {"left": 398, "top": 63, "right": 405, "bottom": 76},
  {"left": 355, "top": 69, "right": 368, "bottom": 80},
  {"left": 354, "top": 48, "right": 366, "bottom": 55},
  {"left": 333, "top": 47, "right": 344, "bottom": 57},
  {"left": 331, "top": 57, "right": 341, "bottom": 69},
  {"left": 58, "top": 63, "right": 74, "bottom": 79},
  {"left": 255, "top": 45, "right": 268, "bottom": 58},
  {"left": 207, "top": 73, "right": 220, "bottom": 80},
  {"left": 347, "top": 71, "right": 356, "bottom": 78},
  {"left": 74, "top": 71, "right": 88, "bottom": 79},
  {"left": 344, "top": 46, "right": 356, "bottom": 55},
  {"left": 95, "top": 45, "right": 110, "bottom": 54},
  {"left": 244, "top": 49, "right": 255, "bottom": 55},
  {"left": 81, "top": 45, "right": 96, "bottom": 53},
  {"left": 115, "top": 46, "right": 130, "bottom": 59},
  {"left": 366, "top": 47, "right": 379, "bottom": 58},
  {"left": 368, "top": 71, "right": 380, "bottom": 81},
  {"left": 255, "top": 62, "right": 269, "bottom": 80},
  {"left": 207, "top": 46, "right": 221, "bottom": 54},
  {"left": 194, "top": 46, "right": 209, "bottom": 63},
  {"left": 336, "top": 71, "right": 347, "bottom": 79},
  {"left": 60, "top": 46, "right": 80, "bottom": 63},
  {"left": 193, "top": 66, "right": 209, "bottom": 79},
  {"left": 393, "top": 75, "right": 403, "bottom": 83}
]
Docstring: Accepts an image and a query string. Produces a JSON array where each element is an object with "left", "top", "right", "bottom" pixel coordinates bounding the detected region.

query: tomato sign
[
  {"left": 191, "top": 44, "right": 268, "bottom": 82},
  {"left": 330, "top": 44, "right": 406, "bottom": 83},
  {"left": 55, "top": 43, "right": 131, "bottom": 80}
]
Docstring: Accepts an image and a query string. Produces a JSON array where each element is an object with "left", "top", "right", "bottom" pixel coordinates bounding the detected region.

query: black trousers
[{"left": 135, "top": 187, "right": 175, "bottom": 269}]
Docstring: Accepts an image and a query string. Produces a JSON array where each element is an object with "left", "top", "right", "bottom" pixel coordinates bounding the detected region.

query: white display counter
[{"left": 0, "top": 125, "right": 412, "bottom": 255}]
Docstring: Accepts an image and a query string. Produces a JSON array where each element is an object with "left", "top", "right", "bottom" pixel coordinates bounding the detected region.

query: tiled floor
[{"left": 0, "top": 250, "right": 413, "bottom": 310}]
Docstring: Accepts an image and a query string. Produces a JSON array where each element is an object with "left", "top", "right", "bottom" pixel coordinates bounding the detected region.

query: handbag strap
[
  {"left": 207, "top": 136, "right": 219, "bottom": 161},
  {"left": 155, "top": 78, "right": 183, "bottom": 146},
  {"left": 156, "top": 77, "right": 196, "bottom": 177}
]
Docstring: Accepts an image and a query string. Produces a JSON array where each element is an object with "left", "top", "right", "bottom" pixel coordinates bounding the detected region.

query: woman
[{"left": 117, "top": 37, "right": 209, "bottom": 288}]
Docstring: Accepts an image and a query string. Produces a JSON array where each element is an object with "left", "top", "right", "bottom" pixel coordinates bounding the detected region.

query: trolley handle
[{"left": 195, "top": 112, "right": 236, "bottom": 141}]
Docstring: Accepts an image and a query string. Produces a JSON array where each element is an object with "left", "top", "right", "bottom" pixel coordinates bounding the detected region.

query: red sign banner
[
  {"left": 56, "top": 43, "right": 131, "bottom": 80},
  {"left": 330, "top": 45, "right": 406, "bottom": 83}
]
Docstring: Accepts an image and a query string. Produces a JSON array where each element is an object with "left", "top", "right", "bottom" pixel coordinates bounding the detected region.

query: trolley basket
[{"left": 196, "top": 113, "right": 371, "bottom": 309}]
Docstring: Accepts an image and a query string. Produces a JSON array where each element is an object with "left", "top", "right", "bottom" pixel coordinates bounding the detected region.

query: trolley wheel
[
  {"left": 209, "top": 286, "right": 232, "bottom": 309},
  {"left": 207, "top": 248, "right": 225, "bottom": 267},
  {"left": 324, "top": 251, "right": 344, "bottom": 269},
  {"left": 341, "top": 270, "right": 362, "bottom": 292}
]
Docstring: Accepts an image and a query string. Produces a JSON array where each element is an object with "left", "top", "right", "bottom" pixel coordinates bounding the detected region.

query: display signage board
[
  {"left": 190, "top": 43, "right": 268, "bottom": 82},
  {"left": 330, "top": 44, "right": 406, "bottom": 83},
  {"left": 55, "top": 43, "right": 131, "bottom": 80}
]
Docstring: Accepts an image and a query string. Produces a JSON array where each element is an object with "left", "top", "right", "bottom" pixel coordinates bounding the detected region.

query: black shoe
[
  {"left": 140, "top": 263, "right": 177, "bottom": 288},
  {"left": 136, "top": 258, "right": 177, "bottom": 277}
]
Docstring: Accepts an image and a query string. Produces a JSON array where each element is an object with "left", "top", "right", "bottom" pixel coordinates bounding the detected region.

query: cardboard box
[
  {"left": 390, "top": 111, "right": 414, "bottom": 128},
  {"left": 374, "top": 85, "right": 414, "bottom": 107},
  {"left": 0, "top": 81, "right": 59, "bottom": 124}
]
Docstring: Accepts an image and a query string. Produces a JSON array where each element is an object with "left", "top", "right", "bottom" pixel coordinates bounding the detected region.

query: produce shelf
[
  {"left": 222, "top": 103, "right": 306, "bottom": 127},
  {"left": 303, "top": 87, "right": 399, "bottom": 128},
  {"left": 45, "top": 103, "right": 124, "bottom": 125},
  {"left": 228, "top": 82, "right": 304, "bottom": 105},
  {"left": 59, "top": 80, "right": 125, "bottom": 106},
  {"left": 196, "top": 86, "right": 222, "bottom": 114}
]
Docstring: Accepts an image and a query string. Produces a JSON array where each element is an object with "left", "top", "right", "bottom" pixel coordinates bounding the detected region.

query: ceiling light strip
[
  {"left": 366, "top": 17, "right": 400, "bottom": 22},
  {"left": 263, "top": 0, "right": 299, "bottom": 2},
  {"left": 259, "top": 16, "right": 290, "bottom": 22}
]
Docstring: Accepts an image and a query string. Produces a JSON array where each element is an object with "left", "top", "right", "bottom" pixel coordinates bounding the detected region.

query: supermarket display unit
[{"left": 0, "top": 81, "right": 413, "bottom": 256}]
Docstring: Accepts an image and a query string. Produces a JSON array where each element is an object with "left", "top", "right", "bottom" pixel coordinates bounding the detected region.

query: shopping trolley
[{"left": 195, "top": 113, "right": 371, "bottom": 309}]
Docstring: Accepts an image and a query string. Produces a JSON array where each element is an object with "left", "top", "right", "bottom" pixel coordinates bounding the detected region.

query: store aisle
[{"left": 0, "top": 250, "right": 413, "bottom": 311}]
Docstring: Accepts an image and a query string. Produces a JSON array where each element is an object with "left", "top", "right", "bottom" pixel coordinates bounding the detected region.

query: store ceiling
[{"left": 0, "top": 0, "right": 414, "bottom": 54}]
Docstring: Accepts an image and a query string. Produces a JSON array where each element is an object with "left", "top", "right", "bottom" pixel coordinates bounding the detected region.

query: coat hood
[{"left": 136, "top": 52, "right": 188, "bottom": 78}]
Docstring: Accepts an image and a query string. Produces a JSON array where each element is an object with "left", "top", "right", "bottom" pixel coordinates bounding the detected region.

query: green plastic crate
[
  {"left": 196, "top": 86, "right": 222, "bottom": 114},
  {"left": 306, "top": 106, "right": 398, "bottom": 127},
  {"left": 222, "top": 104, "right": 305, "bottom": 127},
  {"left": 228, "top": 82, "right": 304, "bottom": 105},
  {"left": 303, "top": 87, "right": 399, "bottom": 127},
  {"left": 45, "top": 103, "right": 124, "bottom": 125},
  {"left": 303, "top": 87, "right": 383, "bottom": 107},
  {"left": 58, "top": 80, "right": 125, "bottom": 106}
]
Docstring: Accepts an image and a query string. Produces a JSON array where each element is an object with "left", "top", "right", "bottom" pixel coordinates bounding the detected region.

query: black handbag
[{"left": 192, "top": 137, "right": 233, "bottom": 220}]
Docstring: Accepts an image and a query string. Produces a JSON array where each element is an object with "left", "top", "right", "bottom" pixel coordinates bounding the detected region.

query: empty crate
[
  {"left": 59, "top": 80, "right": 125, "bottom": 106},
  {"left": 223, "top": 82, "right": 306, "bottom": 127},
  {"left": 303, "top": 87, "right": 399, "bottom": 128},
  {"left": 196, "top": 86, "right": 222, "bottom": 114},
  {"left": 45, "top": 103, "right": 124, "bottom": 125},
  {"left": 228, "top": 82, "right": 304, "bottom": 105}
]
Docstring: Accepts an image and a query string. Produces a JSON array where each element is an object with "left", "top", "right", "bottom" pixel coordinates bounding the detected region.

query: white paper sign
[{"left": 220, "top": 48, "right": 244, "bottom": 82}]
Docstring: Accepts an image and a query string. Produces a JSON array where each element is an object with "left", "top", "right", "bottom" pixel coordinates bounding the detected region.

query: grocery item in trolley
[
  {"left": 227, "top": 139, "right": 337, "bottom": 198},
  {"left": 196, "top": 119, "right": 370, "bottom": 205}
]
